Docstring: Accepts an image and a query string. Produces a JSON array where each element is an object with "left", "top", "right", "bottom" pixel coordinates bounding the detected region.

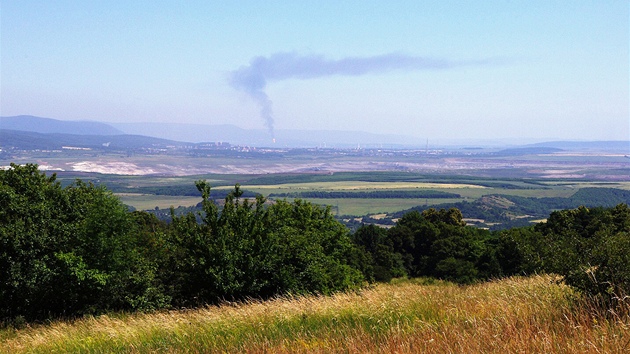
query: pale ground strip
[{"left": 71, "top": 161, "right": 156, "bottom": 175}]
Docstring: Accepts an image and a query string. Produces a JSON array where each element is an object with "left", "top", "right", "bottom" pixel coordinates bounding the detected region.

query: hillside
[
  {"left": 4, "top": 115, "right": 628, "bottom": 151},
  {"left": 0, "top": 129, "right": 189, "bottom": 151}
]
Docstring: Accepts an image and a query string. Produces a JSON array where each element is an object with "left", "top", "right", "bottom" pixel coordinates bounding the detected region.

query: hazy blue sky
[{"left": 1, "top": 1, "right": 628, "bottom": 142}]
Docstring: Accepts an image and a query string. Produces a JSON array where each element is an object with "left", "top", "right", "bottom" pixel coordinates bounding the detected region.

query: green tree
[
  {"left": 0, "top": 164, "right": 164, "bottom": 323},
  {"left": 535, "top": 204, "right": 630, "bottom": 308},
  {"left": 352, "top": 224, "right": 406, "bottom": 282},
  {"left": 496, "top": 226, "right": 545, "bottom": 276},
  {"left": 385, "top": 208, "right": 499, "bottom": 283},
  {"left": 0, "top": 163, "right": 69, "bottom": 321},
  {"left": 164, "top": 182, "right": 365, "bottom": 306}
]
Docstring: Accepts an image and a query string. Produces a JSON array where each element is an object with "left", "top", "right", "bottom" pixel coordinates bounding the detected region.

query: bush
[{"left": 162, "top": 182, "right": 365, "bottom": 306}]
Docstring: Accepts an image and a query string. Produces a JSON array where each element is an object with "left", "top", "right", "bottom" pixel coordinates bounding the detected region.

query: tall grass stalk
[{"left": 2, "top": 275, "right": 629, "bottom": 353}]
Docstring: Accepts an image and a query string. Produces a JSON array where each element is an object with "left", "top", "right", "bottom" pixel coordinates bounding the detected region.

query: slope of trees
[{"left": 393, "top": 187, "right": 630, "bottom": 230}]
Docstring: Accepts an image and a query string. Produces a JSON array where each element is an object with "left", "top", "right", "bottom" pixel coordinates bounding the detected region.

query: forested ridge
[
  {"left": 394, "top": 187, "right": 630, "bottom": 230},
  {"left": 2, "top": 163, "right": 629, "bottom": 325}
]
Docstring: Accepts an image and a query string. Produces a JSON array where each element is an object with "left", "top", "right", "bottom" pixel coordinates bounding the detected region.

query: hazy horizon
[{"left": 2, "top": 1, "right": 628, "bottom": 142}]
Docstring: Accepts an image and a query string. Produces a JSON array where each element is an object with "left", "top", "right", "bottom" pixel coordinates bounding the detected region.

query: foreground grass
[{"left": 2, "top": 276, "right": 629, "bottom": 353}]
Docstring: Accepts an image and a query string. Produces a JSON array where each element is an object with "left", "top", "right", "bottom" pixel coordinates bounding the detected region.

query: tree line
[{"left": 2, "top": 163, "right": 629, "bottom": 325}]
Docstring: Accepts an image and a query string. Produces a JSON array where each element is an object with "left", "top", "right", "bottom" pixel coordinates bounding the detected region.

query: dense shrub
[
  {"left": 534, "top": 204, "right": 630, "bottom": 307},
  {"left": 357, "top": 208, "right": 502, "bottom": 284},
  {"left": 163, "top": 182, "right": 365, "bottom": 306}
]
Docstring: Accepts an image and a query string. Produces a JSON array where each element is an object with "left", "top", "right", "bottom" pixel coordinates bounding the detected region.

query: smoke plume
[{"left": 229, "top": 52, "right": 495, "bottom": 137}]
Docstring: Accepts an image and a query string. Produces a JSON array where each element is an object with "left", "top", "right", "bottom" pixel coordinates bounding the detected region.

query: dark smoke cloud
[{"left": 229, "top": 52, "right": 498, "bottom": 137}]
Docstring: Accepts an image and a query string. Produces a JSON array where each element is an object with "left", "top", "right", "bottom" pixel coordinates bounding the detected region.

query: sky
[{"left": 1, "top": 1, "right": 628, "bottom": 143}]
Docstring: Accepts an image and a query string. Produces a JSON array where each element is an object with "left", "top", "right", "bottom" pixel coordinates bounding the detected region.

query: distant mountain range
[
  {"left": 1, "top": 115, "right": 423, "bottom": 148},
  {"left": 0, "top": 129, "right": 187, "bottom": 151},
  {"left": 1, "top": 115, "right": 629, "bottom": 152},
  {"left": 0, "top": 116, "right": 189, "bottom": 151},
  {"left": 0, "top": 115, "right": 124, "bottom": 136}
]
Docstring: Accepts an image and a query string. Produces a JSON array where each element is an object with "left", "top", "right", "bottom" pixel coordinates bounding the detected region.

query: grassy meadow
[{"left": 2, "top": 275, "right": 629, "bottom": 353}]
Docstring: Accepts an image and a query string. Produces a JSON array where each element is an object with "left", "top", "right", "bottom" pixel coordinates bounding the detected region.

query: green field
[{"left": 544, "top": 181, "right": 630, "bottom": 190}]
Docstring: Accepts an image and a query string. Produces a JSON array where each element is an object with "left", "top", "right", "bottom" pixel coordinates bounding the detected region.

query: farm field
[
  {"left": 5, "top": 148, "right": 630, "bottom": 226},
  {"left": 544, "top": 181, "right": 630, "bottom": 190},
  {"left": 44, "top": 168, "right": 630, "bottom": 227},
  {"left": 111, "top": 177, "right": 581, "bottom": 216},
  {"left": 2, "top": 275, "right": 628, "bottom": 353},
  {"left": 242, "top": 181, "right": 579, "bottom": 198}
]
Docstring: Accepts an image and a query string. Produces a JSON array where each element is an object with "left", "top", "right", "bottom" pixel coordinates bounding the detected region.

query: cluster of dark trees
[
  {"left": 2, "top": 163, "right": 629, "bottom": 325},
  {"left": 355, "top": 208, "right": 503, "bottom": 284}
]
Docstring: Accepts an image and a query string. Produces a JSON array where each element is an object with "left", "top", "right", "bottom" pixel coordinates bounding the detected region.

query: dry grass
[{"left": 2, "top": 276, "right": 629, "bottom": 353}]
